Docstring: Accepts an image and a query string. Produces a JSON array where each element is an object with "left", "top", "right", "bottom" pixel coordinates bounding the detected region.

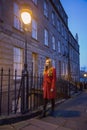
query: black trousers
[{"left": 43, "top": 98, "right": 55, "bottom": 112}]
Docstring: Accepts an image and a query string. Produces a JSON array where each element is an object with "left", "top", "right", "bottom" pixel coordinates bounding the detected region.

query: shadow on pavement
[{"left": 49, "top": 110, "right": 80, "bottom": 118}]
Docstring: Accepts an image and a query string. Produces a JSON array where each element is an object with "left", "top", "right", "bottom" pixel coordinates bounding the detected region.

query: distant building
[
  {"left": 0, "top": 0, "right": 80, "bottom": 81},
  {"left": 68, "top": 31, "right": 80, "bottom": 81}
]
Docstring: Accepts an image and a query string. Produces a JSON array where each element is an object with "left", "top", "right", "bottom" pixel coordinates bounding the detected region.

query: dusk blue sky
[{"left": 60, "top": 0, "right": 87, "bottom": 71}]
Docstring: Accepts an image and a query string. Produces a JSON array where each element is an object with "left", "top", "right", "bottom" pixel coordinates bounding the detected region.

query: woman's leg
[
  {"left": 51, "top": 99, "right": 55, "bottom": 112},
  {"left": 42, "top": 98, "right": 48, "bottom": 117}
]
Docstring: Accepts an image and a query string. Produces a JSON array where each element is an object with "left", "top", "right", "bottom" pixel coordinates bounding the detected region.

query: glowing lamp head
[
  {"left": 84, "top": 74, "right": 87, "bottom": 77},
  {"left": 21, "top": 9, "right": 31, "bottom": 25}
]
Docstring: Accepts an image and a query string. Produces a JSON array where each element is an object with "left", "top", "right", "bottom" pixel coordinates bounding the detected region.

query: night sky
[{"left": 60, "top": 0, "right": 87, "bottom": 71}]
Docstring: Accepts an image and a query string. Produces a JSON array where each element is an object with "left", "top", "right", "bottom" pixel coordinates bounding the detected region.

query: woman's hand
[
  {"left": 50, "top": 88, "right": 53, "bottom": 92},
  {"left": 42, "top": 87, "right": 44, "bottom": 91}
]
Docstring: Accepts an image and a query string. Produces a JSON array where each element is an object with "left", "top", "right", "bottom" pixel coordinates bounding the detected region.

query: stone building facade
[{"left": 0, "top": 0, "right": 80, "bottom": 81}]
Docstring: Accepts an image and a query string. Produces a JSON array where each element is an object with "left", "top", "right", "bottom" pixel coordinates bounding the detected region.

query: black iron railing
[
  {"left": 0, "top": 68, "right": 77, "bottom": 117},
  {"left": 0, "top": 68, "right": 43, "bottom": 116}
]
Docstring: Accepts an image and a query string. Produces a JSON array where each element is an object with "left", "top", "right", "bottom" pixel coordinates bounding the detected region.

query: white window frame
[
  {"left": 32, "top": 19, "right": 37, "bottom": 40},
  {"left": 44, "top": 29, "right": 48, "bottom": 46},
  {"left": 13, "top": 47, "right": 23, "bottom": 79}
]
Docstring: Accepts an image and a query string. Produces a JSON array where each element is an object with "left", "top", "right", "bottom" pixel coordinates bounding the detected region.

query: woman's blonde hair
[{"left": 43, "top": 58, "right": 52, "bottom": 73}]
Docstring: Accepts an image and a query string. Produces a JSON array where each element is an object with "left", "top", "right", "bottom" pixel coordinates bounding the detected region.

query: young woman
[{"left": 42, "top": 58, "right": 56, "bottom": 117}]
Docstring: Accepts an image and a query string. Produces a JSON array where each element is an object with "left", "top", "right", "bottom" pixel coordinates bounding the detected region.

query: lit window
[
  {"left": 44, "top": 29, "right": 48, "bottom": 46},
  {"left": 32, "top": 19, "right": 37, "bottom": 40},
  {"left": 13, "top": 3, "right": 22, "bottom": 31},
  {"left": 52, "top": 36, "right": 55, "bottom": 50},
  {"left": 44, "top": 0, "right": 48, "bottom": 18},
  {"left": 13, "top": 47, "right": 23, "bottom": 78}
]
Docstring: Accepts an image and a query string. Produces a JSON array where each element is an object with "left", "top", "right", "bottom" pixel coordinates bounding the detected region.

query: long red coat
[{"left": 42, "top": 67, "right": 56, "bottom": 99}]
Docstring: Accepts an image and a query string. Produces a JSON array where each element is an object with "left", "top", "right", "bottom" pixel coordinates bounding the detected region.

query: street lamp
[
  {"left": 21, "top": 9, "right": 32, "bottom": 69},
  {"left": 21, "top": 9, "right": 31, "bottom": 25},
  {"left": 84, "top": 73, "right": 87, "bottom": 77},
  {"left": 20, "top": 8, "right": 32, "bottom": 113}
]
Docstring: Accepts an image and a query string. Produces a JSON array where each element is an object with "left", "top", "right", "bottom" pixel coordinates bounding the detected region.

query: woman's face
[{"left": 45, "top": 60, "right": 50, "bottom": 67}]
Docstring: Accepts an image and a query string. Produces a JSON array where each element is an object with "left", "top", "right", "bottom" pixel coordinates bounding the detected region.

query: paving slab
[
  {"left": 0, "top": 125, "right": 15, "bottom": 130},
  {"left": 28, "top": 119, "right": 58, "bottom": 130}
]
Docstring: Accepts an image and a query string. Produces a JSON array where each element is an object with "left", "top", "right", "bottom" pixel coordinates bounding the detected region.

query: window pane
[
  {"left": 44, "top": 0, "right": 48, "bottom": 17},
  {"left": 13, "top": 3, "right": 22, "bottom": 31},
  {"left": 58, "top": 41, "right": 61, "bottom": 53},
  {"left": 44, "top": 29, "right": 48, "bottom": 46},
  {"left": 52, "top": 59, "right": 55, "bottom": 67},
  {"left": 32, "top": 19, "right": 37, "bottom": 39},
  {"left": 52, "top": 11, "right": 55, "bottom": 25},
  {"left": 52, "top": 36, "right": 55, "bottom": 50},
  {"left": 14, "top": 3, "right": 19, "bottom": 16},
  {"left": 13, "top": 47, "right": 23, "bottom": 76}
]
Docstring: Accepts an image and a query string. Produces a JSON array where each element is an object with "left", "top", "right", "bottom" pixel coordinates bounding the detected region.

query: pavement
[{"left": 1, "top": 90, "right": 87, "bottom": 130}]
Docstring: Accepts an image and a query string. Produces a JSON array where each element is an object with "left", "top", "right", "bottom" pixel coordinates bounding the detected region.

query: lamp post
[
  {"left": 20, "top": 8, "right": 31, "bottom": 113},
  {"left": 21, "top": 9, "right": 31, "bottom": 69}
]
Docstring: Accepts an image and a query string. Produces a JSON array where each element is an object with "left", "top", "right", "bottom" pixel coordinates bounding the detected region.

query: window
[
  {"left": 52, "top": 59, "right": 56, "bottom": 68},
  {"left": 32, "top": 19, "right": 37, "bottom": 40},
  {"left": 13, "top": 47, "right": 23, "bottom": 77},
  {"left": 52, "top": 36, "right": 55, "bottom": 50},
  {"left": 13, "top": 3, "right": 22, "bottom": 31},
  {"left": 32, "top": 53, "right": 38, "bottom": 75},
  {"left": 62, "top": 62, "right": 65, "bottom": 75},
  {"left": 44, "top": 0, "right": 48, "bottom": 18},
  {"left": 65, "top": 30, "right": 67, "bottom": 40},
  {"left": 44, "top": 29, "right": 48, "bottom": 46},
  {"left": 32, "top": 0, "right": 37, "bottom": 5},
  {"left": 58, "top": 60, "right": 61, "bottom": 76},
  {"left": 65, "top": 63, "right": 68, "bottom": 76},
  {"left": 58, "top": 41, "right": 61, "bottom": 53},
  {"left": 52, "top": 11, "right": 55, "bottom": 25},
  {"left": 57, "top": 19, "right": 60, "bottom": 32},
  {"left": 62, "top": 44, "right": 65, "bottom": 56},
  {"left": 61, "top": 24, "right": 64, "bottom": 36}
]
